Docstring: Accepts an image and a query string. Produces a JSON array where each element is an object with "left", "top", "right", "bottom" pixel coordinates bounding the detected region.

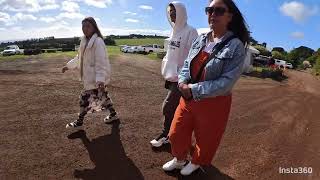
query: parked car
[
  {"left": 2, "top": 45, "right": 23, "bottom": 56},
  {"left": 142, "top": 44, "right": 163, "bottom": 53},
  {"left": 120, "top": 45, "right": 129, "bottom": 52},
  {"left": 274, "top": 59, "right": 287, "bottom": 68},
  {"left": 126, "top": 46, "right": 140, "bottom": 53},
  {"left": 285, "top": 62, "right": 293, "bottom": 69}
]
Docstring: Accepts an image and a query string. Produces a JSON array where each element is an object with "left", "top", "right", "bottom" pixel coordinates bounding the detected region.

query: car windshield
[{"left": 5, "top": 46, "right": 15, "bottom": 50}]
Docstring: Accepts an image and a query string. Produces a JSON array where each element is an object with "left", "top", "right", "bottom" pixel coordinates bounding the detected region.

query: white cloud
[
  {"left": 0, "top": 0, "right": 59, "bottom": 12},
  {"left": 0, "top": 24, "right": 170, "bottom": 41},
  {"left": 291, "top": 31, "right": 304, "bottom": 39},
  {"left": 61, "top": 1, "right": 80, "bottom": 13},
  {"left": 139, "top": 5, "right": 153, "bottom": 10},
  {"left": 101, "top": 27, "right": 170, "bottom": 36},
  {"left": 0, "top": 27, "right": 5, "bottom": 31},
  {"left": 280, "top": 1, "right": 318, "bottom": 23},
  {"left": 39, "top": 17, "right": 56, "bottom": 23},
  {"left": 0, "top": 24, "right": 83, "bottom": 41},
  {"left": 123, "top": 11, "right": 137, "bottom": 16},
  {"left": 0, "top": 12, "right": 37, "bottom": 26},
  {"left": 0, "top": 12, "right": 10, "bottom": 23},
  {"left": 82, "top": 0, "right": 112, "bottom": 8},
  {"left": 125, "top": 18, "right": 139, "bottom": 23},
  {"left": 56, "top": 12, "right": 84, "bottom": 20},
  {"left": 197, "top": 28, "right": 210, "bottom": 34},
  {"left": 10, "top": 26, "right": 23, "bottom": 31},
  {"left": 12, "top": 13, "right": 37, "bottom": 21}
]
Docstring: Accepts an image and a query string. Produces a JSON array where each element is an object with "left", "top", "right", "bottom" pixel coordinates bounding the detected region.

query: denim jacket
[{"left": 178, "top": 31, "right": 245, "bottom": 101}]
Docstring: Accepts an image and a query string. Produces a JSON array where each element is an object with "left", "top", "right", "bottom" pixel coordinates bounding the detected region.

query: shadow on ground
[{"left": 67, "top": 120, "right": 144, "bottom": 180}]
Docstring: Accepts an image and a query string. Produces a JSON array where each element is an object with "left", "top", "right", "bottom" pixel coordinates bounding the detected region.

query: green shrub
[
  {"left": 314, "top": 56, "right": 320, "bottom": 75},
  {"left": 47, "top": 49, "right": 57, "bottom": 53},
  {"left": 62, "top": 48, "right": 75, "bottom": 52},
  {"left": 156, "top": 52, "right": 166, "bottom": 59},
  {"left": 24, "top": 49, "right": 42, "bottom": 55}
]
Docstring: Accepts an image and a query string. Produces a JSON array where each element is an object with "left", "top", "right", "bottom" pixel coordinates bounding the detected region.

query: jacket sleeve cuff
[
  {"left": 190, "top": 83, "right": 201, "bottom": 101},
  {"left": 96, "top": 75, "right": 105, "bottom": 83},
  {"left": 178, "top": 78, "right": 189, "bottom": 84},
  {"left": 66, "top": 58, "right": 78, "bottom": 69}
]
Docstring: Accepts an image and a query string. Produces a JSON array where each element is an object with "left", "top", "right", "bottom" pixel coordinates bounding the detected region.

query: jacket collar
[
  {"left": 81, "top": 33, "right": 98, "bottom": 49},
  {"left": 204, "top": 30, "right": 234, "bottom": 44}
]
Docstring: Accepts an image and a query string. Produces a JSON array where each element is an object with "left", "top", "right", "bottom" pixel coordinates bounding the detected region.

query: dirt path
[{"left": 0, "top": 55, "right": 319, "bottom": 180}]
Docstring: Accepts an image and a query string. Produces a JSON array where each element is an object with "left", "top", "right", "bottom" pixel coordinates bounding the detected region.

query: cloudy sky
[{"left": 0, "top": 0, "right": 319, "bottom": 50}]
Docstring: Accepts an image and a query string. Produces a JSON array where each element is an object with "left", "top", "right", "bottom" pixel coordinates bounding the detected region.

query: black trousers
[{"left": 162, "top": 81, "right": 181, "bottom": 136}]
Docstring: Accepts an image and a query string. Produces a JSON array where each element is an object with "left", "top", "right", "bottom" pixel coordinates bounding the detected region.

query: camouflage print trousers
[{"left": 78, "top": 87, "right": 117, "bottom": 122}]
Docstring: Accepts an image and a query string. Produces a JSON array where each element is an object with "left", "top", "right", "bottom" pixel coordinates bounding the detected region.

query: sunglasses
[{"left": 205, "top": 6, "right": 227, "bottom": 16}]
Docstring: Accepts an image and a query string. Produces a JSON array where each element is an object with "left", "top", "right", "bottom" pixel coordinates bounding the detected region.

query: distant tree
[
  {"left": 305, "top": 48, "right": 320, "bottom": 65},
  {"left": 272, "top": 47, "right": 286, "bottom": 54},
  {"left": 287, "top": 46, "right": 315, "bottom": 67},
  {"left": 253, "top": 45, "right": 271, "bottom": 56},
  {"left": 314, "top": 56, "right": 320, "bottom": 75},
  {"left": 104, "top": 37, "right": 116, "bottom": 45},
  {"left": 249, "top": 35, "right": 258, "bottom": 45},
  {"left": 272, "top": 51, "right": 286, "bottom": 60}
]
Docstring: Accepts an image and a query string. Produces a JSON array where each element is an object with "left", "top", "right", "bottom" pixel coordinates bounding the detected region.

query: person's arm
[
  {"left": 67, "top": 54, "right": 79, "bottom": 69},
  {"left": 178, "top": 35, "right": 200, "bottom": 85},
  {"left": 94, "top": 38, "right": 109, "bottom": 87},
  {"left": 189, "top": 42, "right": 245, "bottom": 100},
  {"left": 186, "top": 29, "right": 198, "bottom": 52},
  {"left": 62, "top": 53, "right": 80, "bottom": 73}
]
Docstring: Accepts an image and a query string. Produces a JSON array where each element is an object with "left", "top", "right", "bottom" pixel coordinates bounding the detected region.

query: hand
[
  {"left": 96, "top": 81, "right": 105, "bottom": 89},
  {"left": 62, "top": 66, "right": 68, "bottom": 73},
  {"left": 178, "top": 83, "right": 192, "bottom": 100}
]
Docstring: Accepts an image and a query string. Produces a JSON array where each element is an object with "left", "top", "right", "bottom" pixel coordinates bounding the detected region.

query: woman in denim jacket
[{"left": 163, "top": 0, "right": 250, "bottom": 176}]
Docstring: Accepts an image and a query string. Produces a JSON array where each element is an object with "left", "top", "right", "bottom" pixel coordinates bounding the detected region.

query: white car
[
  {"left": 120, "top": 45, "right": 129, "bottom": 52},
  {"left": 126, "top": 46, "right": 140, "bottom": 53},
  {"left": 275, "top": 59, "right": 287, "bottom": 68},
  {"left": 285, "top": 63, "right": 293, "bottom": 69},
  {"left": 121, "top": 46, "right": 131, "bottom": 53},
  {"left": 3, "top": 45, "right": 23, "bottom": 56},
  {"left": 143, "top": 44, "right": 163, "bottom": 53}
]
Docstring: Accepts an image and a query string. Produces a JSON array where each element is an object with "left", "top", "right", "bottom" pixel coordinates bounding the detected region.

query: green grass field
[
  {"left": 0, "top": 38, "right": 165, "bottom": 61},
  {"left": 0, "top": 46, "right": 162, "bottom": 61},
  {"left": 115, "top": 38, "right": 165, "bottom": 46}
]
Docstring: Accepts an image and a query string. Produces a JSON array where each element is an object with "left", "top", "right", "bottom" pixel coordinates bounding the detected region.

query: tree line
[{"left": 250, "top": 38, "right": 320, "bottom": 74}]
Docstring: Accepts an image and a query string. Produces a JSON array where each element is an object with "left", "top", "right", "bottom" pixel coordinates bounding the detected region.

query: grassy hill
[{"left": 115, "top": 38, "right": 165, "bottom": 46}]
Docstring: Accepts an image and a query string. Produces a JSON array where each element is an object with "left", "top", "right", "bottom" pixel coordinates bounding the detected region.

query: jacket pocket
[{"left": 205, "top": 48, "right": 235, "bottom": 79}]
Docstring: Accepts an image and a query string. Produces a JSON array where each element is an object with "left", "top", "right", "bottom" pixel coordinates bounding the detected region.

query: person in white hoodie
[
  {"left": 150, "top": 2, "right": 198, "bottom": 147},
  {"left": 62, "top": 17, "right": 119, "bottom": 128}
]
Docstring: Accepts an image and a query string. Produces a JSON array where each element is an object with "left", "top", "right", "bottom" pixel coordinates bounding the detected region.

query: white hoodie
[
  {"left": 161, "top": 1, "right": 198, "bottom": 82},
  {"left": 66, "top": 33, "right": 111, "bottom": 90}
]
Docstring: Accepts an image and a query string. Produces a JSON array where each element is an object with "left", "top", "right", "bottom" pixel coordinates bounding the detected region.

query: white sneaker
[
  {"left": 103, "top": 114, "right": 119, "bottom": 124},
  {"left": 180, "top": 162, "right": 200, "bottom": 176},
  {"left": 162, "top": 157, "right": 186, "bottom": 171},
  {"left": 150, "top": 134, "right": 169, "bottom": 147},
  {"left": 66, "top": 120, "right": 83, "bottom": 129}
]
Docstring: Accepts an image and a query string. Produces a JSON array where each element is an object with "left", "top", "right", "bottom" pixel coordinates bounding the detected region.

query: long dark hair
[
  {"left": 82, "top": 17, "right": 103, "bottom": 38},
  {"left": 210, "top": 0, "right": 249, "bottom": 46}
]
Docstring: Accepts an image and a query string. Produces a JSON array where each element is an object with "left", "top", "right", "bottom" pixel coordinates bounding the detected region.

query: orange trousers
[{"left": 168, "top": 95, "right": 232, "bottom": 165}]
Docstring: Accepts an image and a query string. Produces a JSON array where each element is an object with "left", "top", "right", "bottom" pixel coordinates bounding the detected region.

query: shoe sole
[
  {"left": 66, "top": 124, "right": 83, "bottom": 129},
  {"left": 180, "top": 167, "right": 200, "bottom": 176},
  {"left": 163, "top": 164, "right": 186, "bottom": 171},
  {"left": 150, "top": 141, "right": 169, "bottom": 148},
  {"left": 104, "top": 118, "right": 120, "bottom": 124}
]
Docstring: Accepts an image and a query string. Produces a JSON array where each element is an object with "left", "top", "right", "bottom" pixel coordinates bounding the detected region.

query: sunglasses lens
[
  {"left": 215, "top": 7, "right": 226, "bottom": 16},
  {"left": 205, "top": 7, "right": 211, "bottom": 15},
  {"left": 205, "top": 7, "right": 226, "bottom": 16}
]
